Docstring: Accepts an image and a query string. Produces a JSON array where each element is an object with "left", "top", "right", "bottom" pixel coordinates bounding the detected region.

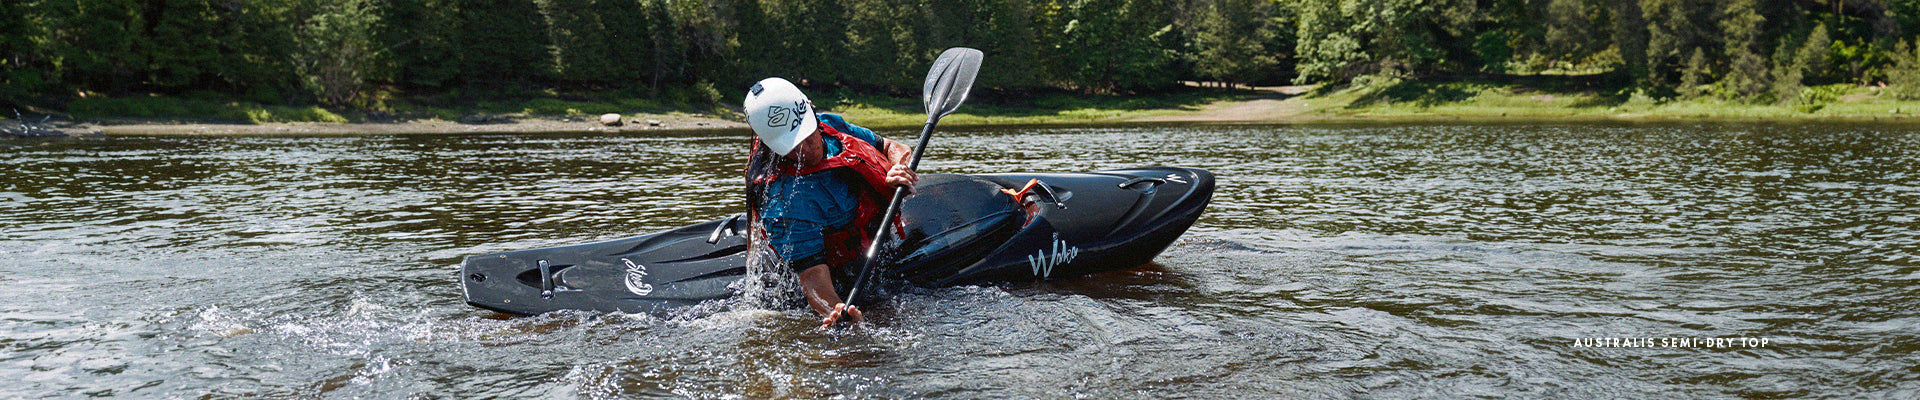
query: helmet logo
[
  {"left": 763, "top": 101, "right": 810, "bottom": 131},
  {"left": 764, "top": 105, "right": 792, "bottom": 128}
]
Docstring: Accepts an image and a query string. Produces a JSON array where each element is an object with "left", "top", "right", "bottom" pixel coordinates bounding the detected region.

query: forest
[{"left": 8, "top": 0, "right": 1920, "bottom": 116}]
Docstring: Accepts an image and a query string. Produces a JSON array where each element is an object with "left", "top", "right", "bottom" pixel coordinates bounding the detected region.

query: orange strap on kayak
[{"left": 1001, "top": 178, "right": 1041, "bottom": 201}]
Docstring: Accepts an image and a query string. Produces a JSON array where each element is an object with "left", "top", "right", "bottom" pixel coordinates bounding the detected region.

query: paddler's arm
[
  {"left": 799, "top": 264, "right": 862, "bottom": 328},
  {"left": 880, "top": 138, "right": 918, "bottom": 189},
  {"left": 826, "top": 113, "right": 916, "bottom": 188}
]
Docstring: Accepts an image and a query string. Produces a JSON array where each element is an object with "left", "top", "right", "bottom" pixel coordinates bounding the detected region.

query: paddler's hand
[
  {"left": 820, "top": 303, "right": 863, "bottom": 329},
  {"left": 885, "top": 164, "right": 918, "bottom": 193}
]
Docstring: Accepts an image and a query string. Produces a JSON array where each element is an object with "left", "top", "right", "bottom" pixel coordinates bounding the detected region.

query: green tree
[
  {"left": 1611, "top": 0, "right": 1651, "bottom": 84},
  {"left": 917, "top": 0, "right": 1047, "bottom": 89},
  {"left": 456, "top": 0, "right": 550, "bottom": 89},
  {"left": 1190, "top": 0, "right": 1283, "bottom": 87},
  {"left": 1292, "top": 0, "right": 1503, "bottom": 84},
  {"left": 1051, "top": 0, "right": 1178, "bottom": 91},
  {"left": 144, "top": 0, "right": 224, "bottom": 89},
  {"left": 751, "top": 0, "right": 849, "bottom": 84},
  {"left": 1642, "top": 0, "right": 1714, "bottom": 89},
  {"left": 973, "top": 0, "right": 1049, "bottom": 88},
  {"left": 1526, "top": 0, "right": 1644, "bottom": 77},
  {"left": 1888, "top": 39, "right": 1920, "bottom": 99},
  {"left": 1798, "top": 23, "right": 1835, "bottom": 86},
  {"left": 1719, "top": 0, "right": 1769, "bottom": 101},
  {"left": 225, "top": 0, "right": 305, "bottom": 102},
  {"left": 645, "top": 0, "right": 688, "bottom": 89},
  {"left": 536, "top": 0, "right": 619, "bottom": 83},
  {"left": 1290, "top": 0, "right": 1365, "bottom": 83},
  {"left": 296, "top": 0, "right": 383, "bottom": 106},
  {"left": 842, "top": 0, "right": 919, "bottom": 88},
  {"left": 1, "top": 0, "right": 49, "bottom": 102},
  {"left": 1538, "top": 0, "right": 1599, "bottom": 64},
  {"left": 1678, "top": 47, "right": 1710, "bottom": 98},
  {"left": 44, "top": 0, "right": 149, "bottom": 94},
  {"left": 727, "top": 0, "right": 775, "bottom": 86},
  {"left": 658, "top": 0, "right": 733, "bottom": 91},
  {"left": 593, "top": 0, "right": 650, "bottom": 84},
  {"left": 1772, "top": 32, "right": 1807, "bottom": 104},
  {"left": 380, "top": 0, "right": 462, "bottom": 88}
]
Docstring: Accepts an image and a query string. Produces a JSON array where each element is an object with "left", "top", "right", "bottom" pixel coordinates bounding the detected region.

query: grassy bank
[
  {"left": 819, "top": 88, "right": 1248, "bottom": 128},
  {"left": 835, "top": 74, "right": 1920, "bottom": 126},
  {"left": 1291, "top": 74, "right": 1920, "bottom": 122},
  {"left": 47, "top": 86, "right": 1249, "bottom": 128},
  {"left": 57, "top": 86, "right": 735, "bottom": 125},
  {"left": 42, "top": 74, "right": 1920, "bottom": 132},
  {"left": 67, "top": 95, "right": 351, "bottom": 123}
]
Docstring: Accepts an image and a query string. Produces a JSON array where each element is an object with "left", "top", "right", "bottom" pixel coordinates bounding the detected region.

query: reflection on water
[{"left": 2, "top": 123, "right": 1917, "bottom": 398}]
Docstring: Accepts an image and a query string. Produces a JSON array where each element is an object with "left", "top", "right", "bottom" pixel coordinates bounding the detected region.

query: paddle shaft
[{"left": 843, "top": 120, "right": 937, "bottom": 305}]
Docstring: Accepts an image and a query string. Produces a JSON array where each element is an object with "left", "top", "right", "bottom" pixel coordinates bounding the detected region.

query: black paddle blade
[{"left": 922, "top": 47, "right": 984, "bottom": 122}]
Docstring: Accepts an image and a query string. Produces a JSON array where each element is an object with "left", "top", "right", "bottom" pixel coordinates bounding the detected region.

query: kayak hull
[{"left": 460, "top": 167, "right": 1213, "bottom": 316}]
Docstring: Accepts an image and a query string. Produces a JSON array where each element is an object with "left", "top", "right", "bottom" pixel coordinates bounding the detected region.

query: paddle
[{"left": 841, "top": 47, "right": 984, "bottom": 309}]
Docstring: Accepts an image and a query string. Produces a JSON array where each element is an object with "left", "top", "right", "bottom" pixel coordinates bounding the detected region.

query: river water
[{"left": 3, "top": 123, "right": 1917, "bottom": 398}]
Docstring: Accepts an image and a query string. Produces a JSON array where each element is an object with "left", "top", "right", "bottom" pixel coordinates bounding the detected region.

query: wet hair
[{"left": 744, "top": 141, "right": 782, "bottom": 210}]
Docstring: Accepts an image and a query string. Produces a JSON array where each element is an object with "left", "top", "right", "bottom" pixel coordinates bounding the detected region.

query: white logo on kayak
[
  {"left": 622, "top": 258, "right": 654, "bottom": 296},
  {"left": 1164, "top": 173, "right": 1188, "bottom": 184},
  {"left": 1029, "top": 233, "right": 1079, "bottom": 279}
]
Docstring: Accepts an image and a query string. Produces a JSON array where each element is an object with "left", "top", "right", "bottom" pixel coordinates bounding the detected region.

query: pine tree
[
  {"left": 1052, "top": 0, "right": 1178, "bottom": 91},
  {"left": 1888, "top": 40, "right": 1920, "bottom": 100},
  {"left": 380, "top": 0, "right": 462, "bottom": 88},
  {"left": 1541, "top": 0, "right": 1597, "bottom": 62},
  {"left": 1771, "top": 35, "right": 1806, "bottom": 105},
  {"left": 1797, "top": 23, "right": 1833, "bottom": 86},
  {"left": 1611, "top": 0, "right": 1651, "bottom": 85},
  {"left": 457, "top": 0, "right": 551, "bottom": 89},
  {"left": 0, "top": 0, "right": 41, "bottom": 101},
  {"left": 535, "top": 0, "right": 618, "bottom": 83},
  {"left": 1678, "top": 47, "right": 1710, "bottom": 98},
  {"left": 295, "top": 0, "right": 383, "bottom": 106},
  {"left": 1718, "top": 0, "right": 1768, "bottom": 102},
  {"left": 1644, "top": 0, "right": 1726, "bottom": 91},
  {"left": 1191, "top": 0, "right": 1282, "bottom": 87}
]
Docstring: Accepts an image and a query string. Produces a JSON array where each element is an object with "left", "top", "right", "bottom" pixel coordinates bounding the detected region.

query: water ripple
[{"left": 3, "top": 124, "right": 1918, "bottom": 397}]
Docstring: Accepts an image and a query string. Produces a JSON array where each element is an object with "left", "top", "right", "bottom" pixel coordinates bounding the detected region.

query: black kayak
[{"left": 459, "top": 166, "right": 1214, "bottom": 316}]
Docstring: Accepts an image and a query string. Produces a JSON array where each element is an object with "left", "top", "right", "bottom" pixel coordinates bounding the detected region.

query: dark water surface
[{"left": 4, "top": 123, "right": 1918, "bottom": 398}]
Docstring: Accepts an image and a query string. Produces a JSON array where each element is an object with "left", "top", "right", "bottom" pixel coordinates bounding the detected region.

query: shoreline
[
  {"left": 71, "top": 112, "right": 748, "bottom": 136},
  {"left": 18, "top": 83, "right": 1920, "bottom": 137}
]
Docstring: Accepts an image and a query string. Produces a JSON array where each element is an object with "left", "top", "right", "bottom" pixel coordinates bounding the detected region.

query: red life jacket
[{"left": 746, "top": 122, "right": 899, "bottom": 269}]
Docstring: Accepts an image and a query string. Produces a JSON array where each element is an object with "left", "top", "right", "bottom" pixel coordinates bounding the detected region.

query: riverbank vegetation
[
  {"left": 10, "top": 0, "right": 1920, "bottom": 124},
  {"left": 825, "top": 87, "right": 1255, "bottom": 127},
  {"left": 1295, "top": 73, "right": 1920, "bottom": 121}
]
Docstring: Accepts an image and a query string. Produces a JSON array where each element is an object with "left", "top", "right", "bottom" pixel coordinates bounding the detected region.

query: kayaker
[{"left": 742, "top": 77, "right": 919, "bottom": 328}]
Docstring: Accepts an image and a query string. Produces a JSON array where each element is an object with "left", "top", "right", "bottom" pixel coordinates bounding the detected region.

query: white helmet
[{"left": 744, "top": 77, "right": 818, "bottom": 156}]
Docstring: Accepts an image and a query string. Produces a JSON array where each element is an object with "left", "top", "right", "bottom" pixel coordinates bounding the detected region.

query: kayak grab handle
[
  {"left": 538, "top": 260, "right": 555, "bottom": 299},
  {"left": 1030, "top": 180, "right": 1069, "bottom": 209},
  {"left": 1118, "top": 176, "right": 1167, "bottom": 190},
  {"left": 708, "top": 214, "right": 742, "bottom": 244}
]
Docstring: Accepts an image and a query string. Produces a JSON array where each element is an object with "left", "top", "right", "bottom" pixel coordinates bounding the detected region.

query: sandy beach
[{"left": 1129, "top": 84, "right": 1313, "bottom": 122}]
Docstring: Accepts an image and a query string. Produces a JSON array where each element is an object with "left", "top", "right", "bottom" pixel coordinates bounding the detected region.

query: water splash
[
  {"left": 731, "top": 147, "right": 809, "bottom": 313},
  {"left": 190, "top": 305, "right": 258, "bottom": 337}
]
